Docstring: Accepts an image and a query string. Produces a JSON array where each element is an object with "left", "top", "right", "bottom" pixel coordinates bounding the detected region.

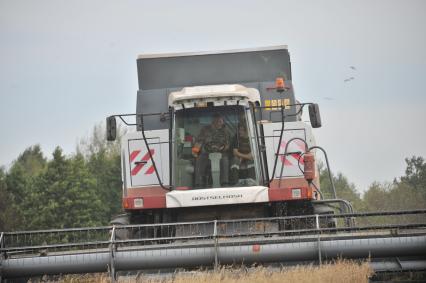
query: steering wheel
[{"left": 204, "top": 141, "right": 226, "bottom": 153}]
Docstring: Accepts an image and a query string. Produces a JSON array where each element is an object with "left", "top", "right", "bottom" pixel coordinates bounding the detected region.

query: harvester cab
[{"left": 169, "top": 84, "right": 262, "bottom": 190}]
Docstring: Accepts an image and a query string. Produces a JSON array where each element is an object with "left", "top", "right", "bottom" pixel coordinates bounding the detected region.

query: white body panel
[
  {"left": 166, "top": 186, "right": 269, "bottom": 208},
  {"left": 263, "top": 121, "right": 317, "bottom": 180},
  {"left": 122, "top": 130, "right": 169, "bottom": 189}
]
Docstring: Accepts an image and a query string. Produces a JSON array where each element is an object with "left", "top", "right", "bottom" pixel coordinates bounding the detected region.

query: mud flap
[{"left": 313, "top": 204, "right": 337, "bottom": 228}]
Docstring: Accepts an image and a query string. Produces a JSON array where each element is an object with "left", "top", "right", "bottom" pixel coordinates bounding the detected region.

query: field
[{"left": 54, "top": 260, "right": 373, "bottom": 283}]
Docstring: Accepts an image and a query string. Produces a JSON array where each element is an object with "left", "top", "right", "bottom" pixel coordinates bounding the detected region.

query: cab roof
[{"left": 168, "top": 84, "right": 261, "bottom": 106}]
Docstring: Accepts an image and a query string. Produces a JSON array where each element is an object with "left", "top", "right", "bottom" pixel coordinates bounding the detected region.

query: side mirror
[
  {"left": 308, "top": 103, "right": 322, "bottom": 128},
  {"left": 106, "top": 116, "right": 117, "bottom": 141}
]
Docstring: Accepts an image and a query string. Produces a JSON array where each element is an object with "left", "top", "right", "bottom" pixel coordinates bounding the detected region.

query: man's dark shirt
[
  {"left": 197, "top": 125, "right": 230, "bottom": 153},
  {"left": 232, "top": 135, "right": 250, "bottom": 154}
]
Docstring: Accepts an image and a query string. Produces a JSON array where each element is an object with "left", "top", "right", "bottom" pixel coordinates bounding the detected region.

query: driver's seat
[{"left": 209, "top": 153, "right": 222, "bottom": 188}]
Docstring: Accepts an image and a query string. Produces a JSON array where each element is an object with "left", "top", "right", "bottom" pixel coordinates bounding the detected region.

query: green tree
[
  {"left": 86, "top": 149, "right": 122, "bottom": 224},
  {"left": 1, "top": 123, "right": 124, "bottom": 231},
  {"left": 318, "top": 162, "right": 362, "bottom": 210},
  {"left": 77, "top": 123, "right": 123, "bottom": 223},
  {"left": 4, "top": 162, "right": 33, "bottom": 229},
  {"left": 77, "top": 123, "right": 121, "bottom": 158},
  {"left": 0, "top": 167, "right": 15, "bottom": 231},
  {"left": 400, "top": 156, "right": 426, "bottom": 201},
  {"left": 362, "top": 156, "right": 426, "bottom": 212},
  {"left": 5, "top": 163, "right": 29, "bottom": 206},
  {"left": 362, "top": 182, "right": 391, "bottom": 211},
  {"left": 4, "top": 145, "right": 47, "bottom": 228},
  {"left": 14, "top": 144, "right": 47, "bottom": 175},
  {"left": 24, "top": 147, "right": 104, "bottom": 229}
]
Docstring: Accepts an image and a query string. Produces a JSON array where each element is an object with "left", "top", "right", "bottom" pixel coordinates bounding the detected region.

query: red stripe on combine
[
  {"left": 145, "top": 165, "right": 155, "bottom": 175},
  {"left": 131, "top": 163, "right": 145, "bottom": 176},
  {"left": 295, "top": 139, "right": 307, "bottom": 151},
  {"left": 131, "top": 149, "right": 155, "bottom": 176},
  {"left": 291, "top": 153, "right": 304, "bottom": 165},
  {"left": 141, "top": 149, "right": 155, "bottom": 161},
  {"left": 294, "top": 140, "right": 306, "bottom": 165},
  {"left": 280, "top": 156, "right": 292, "bottom": 166},
  {"left": 280, "top": 142, "right": 292, "bottom": 166},
  {"left": 130, "top": 150, "right": 141, "bottom": 162}
]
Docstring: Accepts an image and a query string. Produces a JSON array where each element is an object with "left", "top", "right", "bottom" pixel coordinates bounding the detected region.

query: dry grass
[{"left": 55, "top": 260, "right": 373, "bottom": 283}]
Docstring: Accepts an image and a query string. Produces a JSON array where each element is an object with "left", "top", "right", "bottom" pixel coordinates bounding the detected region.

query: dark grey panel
[
  {"left": 137, "top": 49, "right": 292, "bottom": 91},
  {"left": 135, "top": 48, "right": 297, "bottom": 130},
  {"left": 136, "top": 89, "right": 167, "bottom": 113},
  {"left": 240, "top": 82, "right": 260, "bottom": 90},
  {"left": 136, "top": 89, "right": 168, "bottom": 130}
]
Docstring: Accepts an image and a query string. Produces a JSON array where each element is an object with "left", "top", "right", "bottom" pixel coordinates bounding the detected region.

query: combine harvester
[{"left": 1, "top": 46, "right": 426, "bottom": 282}]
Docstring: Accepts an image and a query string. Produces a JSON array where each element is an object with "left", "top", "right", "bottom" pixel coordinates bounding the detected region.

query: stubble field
[{"left": 54, "top": 260, "right": 373, "bottom": 283}]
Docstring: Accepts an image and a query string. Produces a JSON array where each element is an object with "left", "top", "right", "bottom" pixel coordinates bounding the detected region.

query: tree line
[
  {"left": 1, "top": 125, "right": 425, "bottom": 231},
  {"left": 0, "top": 125, "right": 122, "bottom": 231},
  {"left": 318, "top": 156, "right": 426, "bottom": 212}
]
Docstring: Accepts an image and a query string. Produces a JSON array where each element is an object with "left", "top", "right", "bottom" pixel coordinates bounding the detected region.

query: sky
[{"left": 1, "top": 0, "right": 425, "bottom": 192}]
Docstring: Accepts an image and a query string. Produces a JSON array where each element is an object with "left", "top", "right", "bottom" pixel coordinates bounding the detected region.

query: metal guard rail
[{"left": 1, "top": 209, "right": 426, "bottom": 281}]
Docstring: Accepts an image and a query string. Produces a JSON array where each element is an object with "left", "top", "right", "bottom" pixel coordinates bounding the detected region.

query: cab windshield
[{"left": 173, "top": 105, "right": 261, "bottom": 189}]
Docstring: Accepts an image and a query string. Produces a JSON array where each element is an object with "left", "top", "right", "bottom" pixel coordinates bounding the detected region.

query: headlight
[{"left": 133, "top": 198, "right": 144, "bottom": 208}]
